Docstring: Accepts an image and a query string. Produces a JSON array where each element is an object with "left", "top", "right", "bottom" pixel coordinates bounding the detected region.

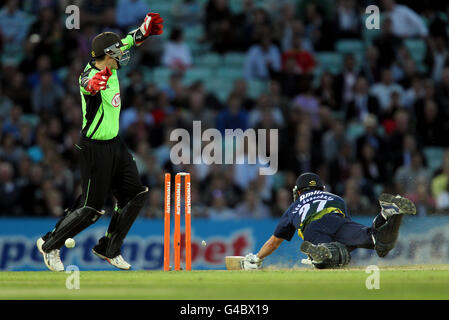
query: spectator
[
  {"left": 321, "top": 118, "right": 346, "bottom": 163},
  {"left": 116, "top": 0, "right": 149, "bottom": 30},
  {"left": 436, "top": 182, "right": 449, "bottom": 214},
  {"left": 216, "top": 95, "right": 249, "bottom": 134},
  {"left": 0, "top": 161, "right": 21, "bottom": 215},
  {"left": 333, "top": 0, "right": 361, "bottom": 39},
  {"left": 407, "top": 176, "right": 435, "bottom": 216},
  {"left": 431, "top": 151, "right": 449, "bottom": 199},
  {"left": 207, "top": 189, "right": 237, "bottom": 220},
  {"left": 334, "top": 53, "right": 359, "bottom": 108},
  {"left": 281, "top": 35, "right": 316, "bottom": 75},
  {"left": 162, "top": 28, "right": 193, "bottom": 71},
  {"left": 359, "top": 142, "right": 386, "bottom": 184},
  {"left": 303, "top": 2, "right": 335, "bottom": 51},
  {"left": 235, "top": 188, "right": 271, "bottom": 219},
  {"left": 370, "top": 68, "right": 404, "bottom": 111},
  {"left": 171, "top": 0, "right": 203, "bottom": 29},
  {"left": 0, "top": 0, "right": 29, "bottom": 47},
  {"left": 343, "top": 178, "right": 374, "bottom": 216},
  {"left": 355, "top": 114, "right": 385, "bottom": 160},
  {"left": 204, "top": 0, "right": 233, "bottom": 45},
  {"left": 243, "top": 33, "right": 281, "bottom": 80},
  {"left": 394, "top": 151, "right": 430, "bottom": 195},
  {"left": 248, "top": 94, "right": 284, "bottom": 128},
  {"left": 435, "top": 67, "right": 449, "bottom": 128},
  {"left": 315, "top": 71, "right": 338, "bottom": 110},
  {"left": 31, "top": 72, "right": 65, "bottom": 115},
  {"left": 4, "top": 72, "right": 31, "bottom": 113},
  {"left": 271, "top": 187, "right": 291, "bottom": 217},
  {"left": 346, "top": 76, "right": 381, "bottom": 123},
  {"left": 291, "top": 79, "right": 320, "bottom": 127},
  {"left": 381, "top": 0, "right": 428, "bottom": 38},
  {"left": 426, "top": 35, "right": 449, "bottom": 83},
  {"left": 415, "top": 99, "right": 446, "bottom": 147},
  {"left": 373, "top": 17, "right": 402, "bottom": 69},
  {"left": 281, "top": 16, "right": 314, "bottom": 53}
]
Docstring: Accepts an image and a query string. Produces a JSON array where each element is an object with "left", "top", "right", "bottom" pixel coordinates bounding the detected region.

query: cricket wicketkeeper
[
  {"left": 241, "top": 172, "right": 416, "bottom": 270},
  {"left": 37, "top": 13, "right": 164, "bottom": 271}
]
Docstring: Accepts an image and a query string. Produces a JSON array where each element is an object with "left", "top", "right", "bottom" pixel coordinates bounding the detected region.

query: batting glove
[
  {"left": 84, "top": 67, "right": 112, "bottom": 95},
  {"left": 242, "top": 253, "right": 263, "bottom": 270}
]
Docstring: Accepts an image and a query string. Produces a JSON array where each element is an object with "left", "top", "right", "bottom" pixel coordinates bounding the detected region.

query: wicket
[{"left": 164, "top": 172, "right": 192, "bottom": 271}]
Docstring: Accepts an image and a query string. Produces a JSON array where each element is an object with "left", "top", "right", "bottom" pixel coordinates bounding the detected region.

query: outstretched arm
[
  {"left": 128, "top": 12, "right": 164, "bottom": 47},
  {"left": 241, "top": 235, "right": 284, "bottom": 270},
  {"left": 256, "top": 235, "right": 284, "bottom": 260}
]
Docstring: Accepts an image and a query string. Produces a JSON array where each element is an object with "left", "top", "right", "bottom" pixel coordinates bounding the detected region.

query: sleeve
[
  {"left": 121, "top": 34, "right": 135, "bottom": 50},
  {"left": 273, "top": 207, "right": 297, "bottom": 241},
  {"left": 79, "top": 68, "right": 95, "bottom": 95}
]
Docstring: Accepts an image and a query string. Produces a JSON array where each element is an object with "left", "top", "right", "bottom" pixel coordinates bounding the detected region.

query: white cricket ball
[
  {"left": 65, "top": 238, "right": 76, "bottom": 248},
  {"left": 201, "top": 240, "right": 207, "bottom": 247}
]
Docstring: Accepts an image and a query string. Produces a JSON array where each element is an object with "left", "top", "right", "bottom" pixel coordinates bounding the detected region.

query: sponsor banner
[{"left": 0, "top": 216, "right": 448, "bottom": 271}]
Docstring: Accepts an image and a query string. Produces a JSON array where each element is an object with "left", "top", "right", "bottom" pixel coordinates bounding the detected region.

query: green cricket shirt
[{"left": 78, "top": 35, "right": 134, "bottom": 140}]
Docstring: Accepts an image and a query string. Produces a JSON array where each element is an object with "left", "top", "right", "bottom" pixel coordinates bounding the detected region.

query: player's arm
[
  {"left": 256, "top": 235, "right": 284, "bottom": 260},
  {"left": 127, "top": 12, "right": 164, "bottom": 47},
  {"left": 242, "top": 207, "right": 295, "bottom": 270}
]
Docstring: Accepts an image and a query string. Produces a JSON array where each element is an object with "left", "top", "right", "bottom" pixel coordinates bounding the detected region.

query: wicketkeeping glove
[
  {"left": 130, "top": 12, "right": 164, "bottom": 47},
  {"left": 84, "top": 67, "right": 112, "bottom": 95},
  {"left": 241, "top": 253, "right": 263, "bottom": 270}
]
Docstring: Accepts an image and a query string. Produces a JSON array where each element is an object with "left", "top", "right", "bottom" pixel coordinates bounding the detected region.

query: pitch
[{"left": 1, "top": 265, "right": 448, "bottom": 300}]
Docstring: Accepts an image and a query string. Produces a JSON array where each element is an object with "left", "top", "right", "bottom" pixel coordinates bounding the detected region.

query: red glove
[
  {"left": 148, "top": 13, "right": 164, "bottom": 36},
  {"left": 85, "top": 67, "right": 112, "bottom": 95},
  {"left": 133, "top": 13, "right": 164, "bottom": 46}
]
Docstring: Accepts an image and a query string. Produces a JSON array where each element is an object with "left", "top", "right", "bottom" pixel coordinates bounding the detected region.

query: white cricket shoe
[
  {"left": 36, "top": 238, "right": 64, "bottom": 272},
  {"left": 92, "top": 249, "right": 131, "bottom": 270}
]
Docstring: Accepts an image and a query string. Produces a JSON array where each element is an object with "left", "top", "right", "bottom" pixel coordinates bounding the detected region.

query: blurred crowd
[{"left": 1, "top": 0, "right": 449, "bottom": 219}]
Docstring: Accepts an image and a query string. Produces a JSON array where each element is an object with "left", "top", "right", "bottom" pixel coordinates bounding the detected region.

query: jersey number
[{"left": 298, "top": 200, "right": 328, "bottom": 222}]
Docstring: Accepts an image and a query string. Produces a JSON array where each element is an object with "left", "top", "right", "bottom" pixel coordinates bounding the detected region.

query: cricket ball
[{"left": 65, "top": 238, "right": 76, "bottom": 248}]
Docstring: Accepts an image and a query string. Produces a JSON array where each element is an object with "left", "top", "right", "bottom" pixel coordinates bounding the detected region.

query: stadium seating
[
  {"left": 404, "top": 39, "right": 427, "bottom": 64},
  {"left": 423, "top": 147, "right": 445, "bottom": 174}
]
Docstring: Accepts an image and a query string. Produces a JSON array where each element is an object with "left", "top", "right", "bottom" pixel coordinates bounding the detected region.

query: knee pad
[
  {"left": 42, "top": 206, "right": 103, "bottom": 252},
  {"left": 105, "top": 187, "right": 149, "bottom": 257},
  {"left": 313, "top": 242, "right": 351, "bottom": 269}
]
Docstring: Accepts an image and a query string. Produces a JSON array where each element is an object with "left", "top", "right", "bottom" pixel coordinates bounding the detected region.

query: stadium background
[{"left": 1, "top": 0, "right": 449, "bottom": 270}]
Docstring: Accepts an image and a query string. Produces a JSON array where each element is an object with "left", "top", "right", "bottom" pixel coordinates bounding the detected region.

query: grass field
[{"left": 1, "top": 265, "right": 449, "bottom": 300}]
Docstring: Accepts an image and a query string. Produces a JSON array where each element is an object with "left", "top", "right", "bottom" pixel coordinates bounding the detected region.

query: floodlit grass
[{"left": 1, "top": 265, "right": 448, "bottom": 300}]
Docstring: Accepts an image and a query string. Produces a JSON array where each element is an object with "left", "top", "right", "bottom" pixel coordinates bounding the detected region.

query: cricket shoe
[
  {"left": 92, "top": 248, "right": 131, "bottom": 270},
  {"left": 300, "top": 241, "right": 332, "bottom": 263},
  {"left": 36, "top": 237, "right": 64, "bottom": 272},
  {"left": 378, "top": 193, "right": 416, "bottom": 219}
]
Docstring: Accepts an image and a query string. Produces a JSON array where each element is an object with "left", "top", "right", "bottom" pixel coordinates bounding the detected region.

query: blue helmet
[{"left": 295, "top": 172, "right": 325, "bottom": 193}]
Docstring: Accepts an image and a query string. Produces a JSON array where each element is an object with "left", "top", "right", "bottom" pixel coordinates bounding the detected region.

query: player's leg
[
  {"left": 38, "top": 141, "right": 112, "bottom": 270},
  {"left": 92, "top": 140, "right": 148, "bottom": 269},
  {"left": 301, "top": 213, "right": 351, "bottom": 268},
  {"left": 372, "top": 193, "right": 416, "bottom": 257}
]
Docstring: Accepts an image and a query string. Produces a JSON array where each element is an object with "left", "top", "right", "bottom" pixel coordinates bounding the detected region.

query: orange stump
[
  {"left": 174, "top": 174, "right": 182, "bottom": 270},
  {"left": 163, "top": 173, "right": 171, "bottom": 271},
  {"left": 185, "top": 173, "right": 191, "bottom": 271},
  {"left": 164, "top": 172, "right": 192, "bottom": 271}
]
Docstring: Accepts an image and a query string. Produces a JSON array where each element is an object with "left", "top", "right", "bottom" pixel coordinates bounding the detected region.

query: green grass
[{"left": 1, "top": 265, "right": 449, "bottom": 300}]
